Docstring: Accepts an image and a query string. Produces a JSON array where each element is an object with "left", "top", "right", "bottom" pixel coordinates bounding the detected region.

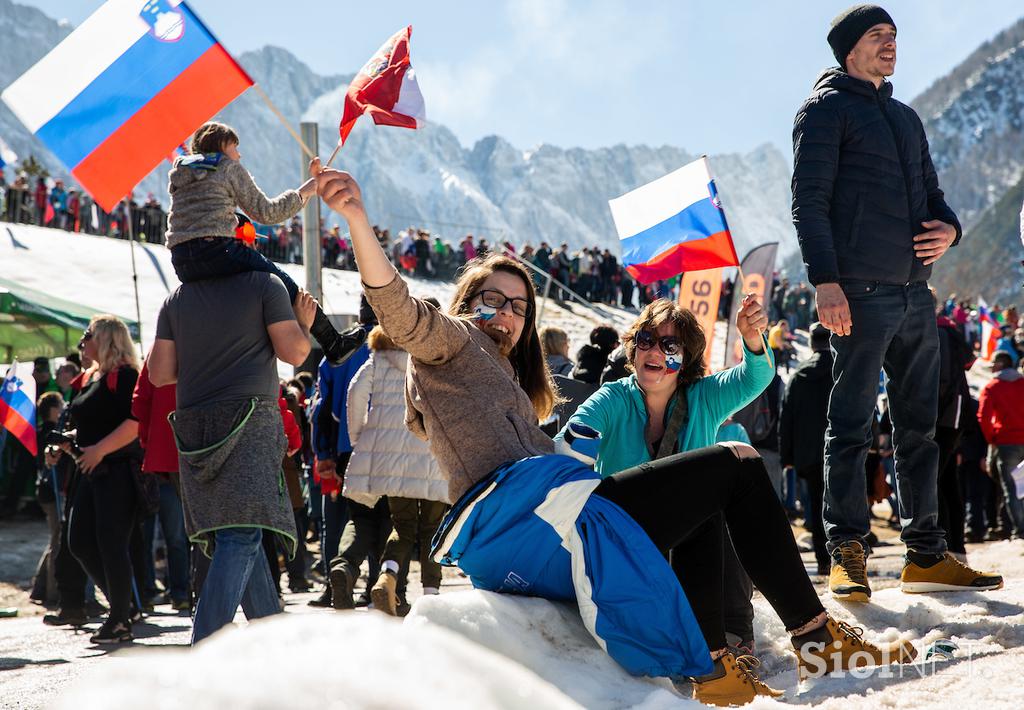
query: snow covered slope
[{"left": 0, "top": 224, "right": 628, "bottom": 360}]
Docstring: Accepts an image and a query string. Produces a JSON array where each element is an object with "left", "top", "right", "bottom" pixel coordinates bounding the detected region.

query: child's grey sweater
[{"left": 165, "top": 153, "right": 303, "bottom": 248}]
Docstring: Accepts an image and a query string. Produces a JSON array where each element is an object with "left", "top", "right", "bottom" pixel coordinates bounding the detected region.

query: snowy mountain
[
  {"left": 0, "top": 1, "right": 798, "bottom": 261},
  {"left": 0, "top": 0, "right": 70, "bottom": 169},
  {"left": 908, "top": 17, "right": 1024, "bottom": 300},
  {"left": 913, "top": 17, "right": 1024, "bottom": 227}
]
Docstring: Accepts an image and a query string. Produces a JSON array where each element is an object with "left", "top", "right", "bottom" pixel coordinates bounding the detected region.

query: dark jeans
[
  {"left": 141, "top": 476, "right": 190, "bottom": 602},
  {"left": 824, "top": 280, "right": 945, "bottom": 555},
  {"left": 994, "top": 445, "right": 1024, "bottom": 536},
  {"left": 330, "top": 498, "right": 392, "bottom": 582},
  {"left": 285, "top": 508, "right": 309, "bottom": 585},
  {"left": 170, "top": 237, "right": 300, "bottom": 302},
  {"left": 68, "top": 464, "right": 139, "bottom": 624},
  {"left": 963, "top": 460, "right": 996, "bottom": 534},
  {"left": 594, "top": 444, "right": 824, "bottom": 652},
  {"left": 802, "top": 465, "right": 831, "bottom": 572},
  {"left": 935, "top": 427, "right": 966, "bottom": 554},
  {"left": 191, "top": 527, "right": 280, "bottom": 644}
]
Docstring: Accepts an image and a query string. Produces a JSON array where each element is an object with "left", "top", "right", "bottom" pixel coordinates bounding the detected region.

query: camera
[{"left": 44, "top": 430, "right": 83, "bottom": 458}]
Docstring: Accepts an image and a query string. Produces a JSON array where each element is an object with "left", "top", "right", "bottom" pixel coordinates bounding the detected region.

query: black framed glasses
[
  {"left": 475, "top": 289, "right": 533, "bottom": 318},
  {"left": 634, "top": 330, "right": 680, "bottom": 356}
]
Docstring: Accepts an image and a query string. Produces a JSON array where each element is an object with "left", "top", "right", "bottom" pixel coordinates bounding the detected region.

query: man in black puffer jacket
[{"left": 792, "top": 4, "right": 1001, "bottom": 603}]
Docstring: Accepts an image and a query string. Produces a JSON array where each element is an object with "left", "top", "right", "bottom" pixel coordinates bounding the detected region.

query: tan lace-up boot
[
  {"left": 829, "top": 540, "right": 871, "bottom": 602},
  {"left": 690, "top": 652, "right": 785, "bottom": 707},
  {"left": 794, "top": 617, "right": 916, "bottom": 679}
]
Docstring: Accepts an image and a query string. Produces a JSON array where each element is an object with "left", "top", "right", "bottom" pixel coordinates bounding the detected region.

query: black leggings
[
  {"left": 594, "top": 443, "right": 824, "bottom": 651},
  {"left": 68, "top": 463, "right": 139, "bottom": 624}
]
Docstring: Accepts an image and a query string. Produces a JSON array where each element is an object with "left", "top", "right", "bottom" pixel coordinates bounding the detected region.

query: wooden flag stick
[
  {"left": 251, "top": 83, "right": 316, "bottom": 160},
  {"left": 736, "top": 264, "right": 773, "bottom": 366},
  {"left": 324, "top": 139, "right": 342, "bottom": 169}
]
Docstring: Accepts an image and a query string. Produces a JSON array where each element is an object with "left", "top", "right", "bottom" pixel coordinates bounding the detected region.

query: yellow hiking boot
[
  {"left": 829, "top": 540, "right": 871, "bottom": 602},
  {"left": 370, "top": 569, "right": 398, "bottom": 616},
  {"left": 901, "top": 552, "right": 1004, "bottom": 593},
  {"left": 690, "top": 652, "right": 784, "bottom": 707},
  {"left": 793, "top": 617, "right": 917, "bottom": 680}
]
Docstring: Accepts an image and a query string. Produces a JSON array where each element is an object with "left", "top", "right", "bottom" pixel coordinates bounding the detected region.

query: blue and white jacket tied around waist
[{"left": 431, "top": 454, "right": 713, "bottom": 678}]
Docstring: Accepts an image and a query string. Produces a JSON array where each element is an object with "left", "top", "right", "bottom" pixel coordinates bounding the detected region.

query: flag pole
[
  {"left": 251, "top": 83, "right": 316, "bottom": 160},
  {"left": 323, "top": 140, "right": 342, "bottom": 169},
  {"left": 735, "top": 264, "right": 772, "bottom": 366},
  {"left": 122, "top": 201, "right": 144, "bottom": 346},
  {"left": 702, "top": 153, "right": 772, "bottom": 368}
]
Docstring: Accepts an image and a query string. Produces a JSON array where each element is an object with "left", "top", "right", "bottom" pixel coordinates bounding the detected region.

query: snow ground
[{"left": 28, "top": 541, "right": 1024, "bottom": 710}]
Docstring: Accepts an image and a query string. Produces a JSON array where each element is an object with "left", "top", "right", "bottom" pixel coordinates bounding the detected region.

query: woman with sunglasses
[
  {"left": 53, "top": 316, "right": 142, "bottom": 644},
  {"left": 314, "top": 168, "right": 915, "bottom": 707},
  {"left": 555, "top": 296, "right": 784, "bottom": 690}
]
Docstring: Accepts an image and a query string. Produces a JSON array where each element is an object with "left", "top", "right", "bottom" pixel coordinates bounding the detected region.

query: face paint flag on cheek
[
  {"left": 473, "top": 303, "right": 497, "bottom": 322},
  {"left": 664, "top": 353, "right": 682, "bottom": 373}
]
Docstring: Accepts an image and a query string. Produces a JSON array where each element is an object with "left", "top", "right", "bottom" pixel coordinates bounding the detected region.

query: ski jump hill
[{"left": 0, "top": 223, "right": 630, "bottom": 364}]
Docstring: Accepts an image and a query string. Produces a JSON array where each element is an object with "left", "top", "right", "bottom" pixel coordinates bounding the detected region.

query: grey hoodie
[{"left": 164, "top": 153, "right": 303, "bottom": 248}]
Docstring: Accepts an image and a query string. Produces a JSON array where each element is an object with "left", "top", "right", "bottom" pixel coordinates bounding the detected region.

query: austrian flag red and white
[{"left": 339, "top": 25, "right": 426, "bottom": 144}]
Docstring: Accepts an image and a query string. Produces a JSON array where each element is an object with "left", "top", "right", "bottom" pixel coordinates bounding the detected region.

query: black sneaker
[
  {"left": 43, "top": 608, "right": 87, "bottom": 626},
  {"left": 90, "top": 619, "right": 133, "bottom": 645},
  {"left": 307, "top": 586, "right": 333, "bottom": 608},
  {"left": 321, "top": 325, "right": 367, "bottom": 366},
  {"left": 288, "top": 577, "right": 313, "bottom": 593}
]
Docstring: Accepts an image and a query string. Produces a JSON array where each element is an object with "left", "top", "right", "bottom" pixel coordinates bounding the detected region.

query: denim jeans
[
  {"left": 191, "top": 527, "right": 281, "bottom": 645},
  {"left": 994, "top": 445, "right": 1024, "bottom": 536},
  {"left": 142, "top": 477, "right": 191, "bottom": 603},
  {"left": 824, "top": 280, "right": 945, "bottom": 555},
  {"left": 170, "top": 237, "right": 299, "bottom": 303}
]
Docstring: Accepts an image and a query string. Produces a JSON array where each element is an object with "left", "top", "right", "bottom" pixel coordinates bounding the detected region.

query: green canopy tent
[{"left": 0, "top": 275, "right": 141, "bottom": 362}]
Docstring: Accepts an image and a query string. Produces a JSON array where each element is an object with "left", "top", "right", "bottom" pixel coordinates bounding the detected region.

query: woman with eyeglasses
[
  {"left": 56, "top": 316, "right": 142, "bottom": 644},
  {"left": 314, "top": 168, "right": 915, "bottom": 707}
]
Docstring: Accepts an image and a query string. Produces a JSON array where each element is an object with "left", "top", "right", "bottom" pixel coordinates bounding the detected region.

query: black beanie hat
[{"left": 827, "top": 4, "right": 896, "bottom": 69}]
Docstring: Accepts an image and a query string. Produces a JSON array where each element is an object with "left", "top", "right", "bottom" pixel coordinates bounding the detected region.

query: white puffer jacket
[{"left": 342, "top": 348, "right": 449, "bottom": 507}]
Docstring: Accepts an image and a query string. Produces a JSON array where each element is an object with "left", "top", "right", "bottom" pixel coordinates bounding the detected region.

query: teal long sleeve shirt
[{"left": 555, "top": 343, "right": 775, "bottom": 478}]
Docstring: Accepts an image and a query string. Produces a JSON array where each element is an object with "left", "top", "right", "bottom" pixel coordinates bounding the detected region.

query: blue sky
[{"left": 20, "top": 1, "right": 1024, "bottom": 159}]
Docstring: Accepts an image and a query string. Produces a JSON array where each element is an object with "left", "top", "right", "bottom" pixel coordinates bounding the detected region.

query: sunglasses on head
[
  {"left": 634, "top": 330, "right": 681, "bottom": 356},
  {"left": 475, "top": 289, "right": 533, "bottom": 318}
]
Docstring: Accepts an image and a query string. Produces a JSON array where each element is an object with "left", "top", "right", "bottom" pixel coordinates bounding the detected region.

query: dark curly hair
[{"left": 622, "top": 299, "right": 706, "bottom": 386}]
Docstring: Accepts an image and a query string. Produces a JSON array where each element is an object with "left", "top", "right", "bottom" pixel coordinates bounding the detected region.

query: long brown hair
[
  {"left": 622, "top": 299, "right": 706, "bottom": 386},
  {"left": 449, "top": 254, "right": 557, "bottom": 420}
]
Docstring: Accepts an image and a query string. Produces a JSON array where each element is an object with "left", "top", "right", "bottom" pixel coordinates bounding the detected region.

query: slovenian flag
[
  {"left": 339, "top": 25, "right": 426, "bottom": 145},
  {"left": 1, "top": 362, "right": 37, "bottom": 457},
  {"left": 1, "top": 0, "right": 253, "bottom": 212},
  {"left": 978, "top": 297, "right": 1001, "bottom": 360},
  {"left": 609, "top": 157, "right": 740, "bottom": 284}
]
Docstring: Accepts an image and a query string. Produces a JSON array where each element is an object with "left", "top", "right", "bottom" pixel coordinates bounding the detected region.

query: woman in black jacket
[{"left": 54, "top": 315, "right": 142, "bottom": 644}]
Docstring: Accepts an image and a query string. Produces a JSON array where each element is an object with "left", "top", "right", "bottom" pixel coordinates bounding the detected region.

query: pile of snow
[
  {"left": 50, "top": 542, "right": 1024, "bottom": 709},
  {"left": 51, "top": 612, "right": 582, "bottom": 710}
]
